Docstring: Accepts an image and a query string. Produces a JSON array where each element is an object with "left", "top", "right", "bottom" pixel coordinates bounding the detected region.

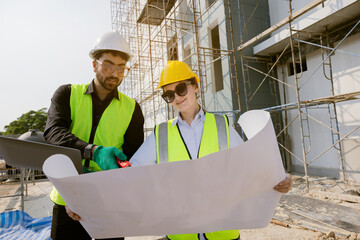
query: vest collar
[{"left": 85, "top": 80, "right": 120, "bottom": 100}]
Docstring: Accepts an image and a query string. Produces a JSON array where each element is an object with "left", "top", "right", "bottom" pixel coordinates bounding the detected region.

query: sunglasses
[
  {"left": 161, "top": 81, "right": 193, "bottom": 103},
  {"left": 96, "top": 59, "right": 130, "bottom": 76}
]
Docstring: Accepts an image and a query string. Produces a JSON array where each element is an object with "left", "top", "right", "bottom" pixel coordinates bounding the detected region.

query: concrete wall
[
  {"left": 268, "top": 0, "right": 353, "bottom": 36},
  {"left": 332, "top": 33, "right": 360, "bottom": 181},
  {"left": 269, "top": 0, "right": 314, "bottom": 27},
  {"left": 276, "top": 32, "right": 360, "bottom": 178},
  {"left": 179, "top": 0, "right": 234, "bottom": 115},
  {"left": 199, "top": 0, "right": 233, "bottom": 113},
  {"left": 203, "top": 1, "right": 234, "bottom": 113},
  {"left": 277, "top": 48, "right": 339, "bottom": 177}
]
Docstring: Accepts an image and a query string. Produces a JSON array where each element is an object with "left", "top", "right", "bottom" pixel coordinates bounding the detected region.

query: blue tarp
[{"left": 0, "top": 210, "right": 52, "bottom": 240}]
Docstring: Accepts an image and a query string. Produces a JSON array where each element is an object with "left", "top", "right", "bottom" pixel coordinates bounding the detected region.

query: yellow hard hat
[{"left": 157, "top": 61, "right": 199, "bottom": 89}]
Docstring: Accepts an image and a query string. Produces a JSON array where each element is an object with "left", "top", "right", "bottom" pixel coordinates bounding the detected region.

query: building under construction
[{"left": 110, "top": 0, "right": 360, "bottom": 185}]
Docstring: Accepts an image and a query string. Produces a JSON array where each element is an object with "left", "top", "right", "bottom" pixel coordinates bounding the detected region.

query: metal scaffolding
[
  {"left": 237, "top": 0, "right": 360, "bottom": 187},
  {"left": 110, "top": 0, "right": 240, "bottom": 135},
  {"left": 110, "top": 0, "right": 360, "bottom": 186}
]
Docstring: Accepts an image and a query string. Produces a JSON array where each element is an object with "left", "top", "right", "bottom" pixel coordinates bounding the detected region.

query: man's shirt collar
[{"left": 85, "top": 80, "right": 119, "bottom": 100}]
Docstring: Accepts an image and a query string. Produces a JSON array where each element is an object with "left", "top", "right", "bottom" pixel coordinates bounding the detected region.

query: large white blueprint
[{"left": 43, "top": 110, "right": 286, "bottom": 239}]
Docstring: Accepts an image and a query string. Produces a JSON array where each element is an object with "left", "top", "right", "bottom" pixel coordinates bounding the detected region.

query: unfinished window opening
[
  {"left": 183, "top": 46, "right": 191, "bottom": 68},
  {"left": 207, "top": 0, "right": 216, "bottom": 8},
  {"left": 210, "top": 25, "right": 224, "bottom": 92},
  {"left": 288, "top": 58, "right": 308, "bottom": 76},
  {"left": 167, "top": 34, "right": 178, "bottom": 61}
]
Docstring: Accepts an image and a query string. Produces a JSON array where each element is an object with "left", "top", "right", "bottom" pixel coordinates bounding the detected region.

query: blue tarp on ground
[{"left": 0, "top": 210, "right": 51, "bottom": 240}]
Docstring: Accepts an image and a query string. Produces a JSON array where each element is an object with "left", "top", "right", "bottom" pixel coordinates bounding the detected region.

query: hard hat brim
[
  {"left": 156, "top": 75, "right": 199, "bottom": 89},
  {"left": 89, "top": 48, "right": 133, "bottom": 61}
]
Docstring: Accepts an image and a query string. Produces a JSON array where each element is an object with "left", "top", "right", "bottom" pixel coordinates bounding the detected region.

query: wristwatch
[{"left": 84, "top": 144, "right": 95, "bottom": 160}]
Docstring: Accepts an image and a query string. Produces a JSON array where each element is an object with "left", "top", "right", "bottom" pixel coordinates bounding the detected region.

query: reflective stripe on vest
[
  {"left": 155, "top": 113, "right": 239, "bottom": 240},
  {"left": 214, "top": 114, "right": 228, "bottom": 151},
  {"left": 156, "top": 113, "right": 229, "bottom": 164},
  {"left": 50, "top": 83, "right": 136, "bottom": 205},
  {"left": 157, "top": 121, "right": 168, "bottom": 164}
]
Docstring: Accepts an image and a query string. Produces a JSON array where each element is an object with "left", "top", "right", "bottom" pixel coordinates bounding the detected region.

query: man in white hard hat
[{"left": 44, "top": 31, "right": 144, "bottom": 240}]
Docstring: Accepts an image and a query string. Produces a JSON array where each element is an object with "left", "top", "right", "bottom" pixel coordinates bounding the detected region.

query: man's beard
[{"left": 96, "top": 72, "right": 121, "bottom": 91}]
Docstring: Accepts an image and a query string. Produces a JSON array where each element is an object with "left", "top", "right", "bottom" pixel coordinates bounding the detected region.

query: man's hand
[
  {"left": 65, "top": 205, "right": 81, "bottom": 221},
  {"left": 93, "top": 146, "right": 127, "bottom": 170},
  {"left": 273, "top": 173, "right": 293, "bottom": 193}
]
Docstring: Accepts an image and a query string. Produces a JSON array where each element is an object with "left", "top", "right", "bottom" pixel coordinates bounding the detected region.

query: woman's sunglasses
[{"left": 161, "top": 81, "right": 193, "bottom": 103}]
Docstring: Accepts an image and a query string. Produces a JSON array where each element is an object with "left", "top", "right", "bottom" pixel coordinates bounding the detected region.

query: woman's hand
[
  {"left": 273, "top": 173, "right": 293, "bottom": 193},
  {"left": 65, "top": 205, "right": 81, "bottom": 221}
]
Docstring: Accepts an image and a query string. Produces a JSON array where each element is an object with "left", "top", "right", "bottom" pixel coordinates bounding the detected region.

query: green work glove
[{"left": 93, "top": 146, "right": 127, "bottom": 170}]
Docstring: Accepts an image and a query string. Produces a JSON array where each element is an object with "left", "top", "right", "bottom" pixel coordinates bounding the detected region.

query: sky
[{"left": 0, "top": 0, "right": 113, "bottom": 131}]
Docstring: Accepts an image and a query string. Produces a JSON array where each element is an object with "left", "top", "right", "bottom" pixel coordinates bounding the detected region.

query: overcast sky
[{"left": 0, "top": 0, "right": 112, "bottom": 131}]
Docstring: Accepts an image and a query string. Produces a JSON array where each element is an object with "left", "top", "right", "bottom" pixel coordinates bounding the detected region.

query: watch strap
[{"left": 84, "top": 144, "right": 94, "bottom": 160}]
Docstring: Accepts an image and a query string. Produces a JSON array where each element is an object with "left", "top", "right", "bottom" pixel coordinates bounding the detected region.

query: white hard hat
[{"left": 89, "top": 31, "right": 133, "bottom": 60}]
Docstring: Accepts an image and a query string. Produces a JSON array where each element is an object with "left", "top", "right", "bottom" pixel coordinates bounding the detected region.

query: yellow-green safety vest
[
  {"left": 155, "top": 113, "right": 240, "bottom": 240},
  {"left": 50, "top": 84, "right": 136, "bottom": 205}
]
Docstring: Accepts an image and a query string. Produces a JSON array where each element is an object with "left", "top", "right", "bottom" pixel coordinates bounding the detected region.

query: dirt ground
[
  {"left": 237, "top": 174, "right": 360, "bottom": 240},
  {"left": 0, "top": 173, "right": 359, "bottom": 240}
]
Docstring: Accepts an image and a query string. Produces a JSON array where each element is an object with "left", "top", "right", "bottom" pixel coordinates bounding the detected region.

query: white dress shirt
[
  {"left": 130, "top": 109, "right": 243, "bottom": 239},
  {"left": 131, "top": 108, "right": 243, "bottom": 166}
]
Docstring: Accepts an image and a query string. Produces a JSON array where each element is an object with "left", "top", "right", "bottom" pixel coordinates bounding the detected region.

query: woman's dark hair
[{"left": 189, "top": 77, "right": 197, "bottom": 86}]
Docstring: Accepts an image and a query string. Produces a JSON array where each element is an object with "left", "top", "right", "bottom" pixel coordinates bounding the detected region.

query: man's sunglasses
[{"left": 161, "top": 81, "right": 193, "bottom": 103}]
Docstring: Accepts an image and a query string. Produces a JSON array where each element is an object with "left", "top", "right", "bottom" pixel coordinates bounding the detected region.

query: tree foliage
[{"left": 1, "top": 108, "right": 48, "bottom": 135}]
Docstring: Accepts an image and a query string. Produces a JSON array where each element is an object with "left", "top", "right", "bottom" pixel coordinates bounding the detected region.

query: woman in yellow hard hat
[
  {"left": 130, "top": 60, "right": 292, "bottom": 240},
  {"left": 156, "top": 60, "right": 201, "bottom": 124}
]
